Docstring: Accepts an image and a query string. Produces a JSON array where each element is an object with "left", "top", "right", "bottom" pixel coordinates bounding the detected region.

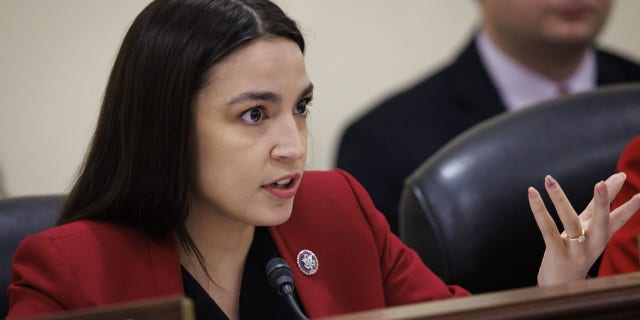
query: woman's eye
[
  {"left": 295, "top": 98, "right": 312, "bottom": 116},
  {"left": 240, "top": 107, "right": 265, "bottom": 124}
]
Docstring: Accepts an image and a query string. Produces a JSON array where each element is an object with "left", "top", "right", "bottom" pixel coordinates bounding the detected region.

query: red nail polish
[{"left": 545, "top": 175, "right": 557, "bottom": 188}]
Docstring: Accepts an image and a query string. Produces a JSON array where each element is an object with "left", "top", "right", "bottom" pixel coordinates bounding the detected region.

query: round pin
[{"left": 296, "top": 249, "right": 318, "bottom": 276}]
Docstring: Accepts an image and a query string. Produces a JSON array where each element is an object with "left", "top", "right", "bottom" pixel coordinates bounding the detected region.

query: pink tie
[{"left": 557, "top": 83, "right": 570, "bottom": 96}]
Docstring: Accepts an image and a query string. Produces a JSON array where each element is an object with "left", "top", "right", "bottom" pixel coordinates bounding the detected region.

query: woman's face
[{"left": 190, "top": 37, "right": 312, "bottom": 228}]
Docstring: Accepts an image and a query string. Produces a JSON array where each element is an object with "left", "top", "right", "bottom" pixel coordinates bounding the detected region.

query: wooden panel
[{"left": 29, "top": 296, "right": 194, "bottom": 320}]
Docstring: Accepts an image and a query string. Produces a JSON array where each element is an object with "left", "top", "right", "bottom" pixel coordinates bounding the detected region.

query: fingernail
[
  {"left": 545, "top": 175, "right": 557, "bottom": 188},
  {"left": 597, "top": 181, "right": 606, "bottom": 196},
  {"left": 618, "top": 172, "right": 627, "bottom": 179},
  {"left": 528, "top": 187, "right": 537, "bottom": 199}
]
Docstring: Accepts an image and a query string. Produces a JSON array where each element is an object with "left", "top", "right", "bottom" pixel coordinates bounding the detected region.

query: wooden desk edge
[
  {"left": 323, "top": 271, "right": 640, "bottom": 320},
  {"left": 26, "top": 295, "right": 195, "bottom": 320}
]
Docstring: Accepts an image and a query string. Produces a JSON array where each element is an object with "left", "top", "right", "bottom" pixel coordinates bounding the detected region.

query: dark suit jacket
[
  {"left": 7, "top": 170, "right": 468, "bottom": 320},
  {"left": 336, "top": 38, "right": 640, "bottom": 234},
  {"left": 598, "top": 135, "right": 640, "bottom": 276}
]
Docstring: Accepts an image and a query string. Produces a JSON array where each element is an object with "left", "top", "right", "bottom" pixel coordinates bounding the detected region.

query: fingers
[
  {"left": 603, "top": 172, "right": 626, "bottom": 202},
  {"left": 528, "top": 187, "right": 561, "bottom": 248},
  {"left": 586, "top": 181, "right": 610, "bottom": 246},
  {"left": 608, "top": 193, "right": 640, "bottom": 239},
  {"left": 544, "top": 175, "right": 582, "bottom": 240},
  {"left": 582, "top": 172, "right": 627, "bottom": 220}
]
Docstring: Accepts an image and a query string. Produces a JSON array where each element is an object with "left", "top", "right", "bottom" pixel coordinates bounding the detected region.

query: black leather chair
[
  {"left": 399, "top": 83, "right": 640, "bottom": 294},
  {"left": 0, "top": 195, "right": 64, "bottom": 318}
]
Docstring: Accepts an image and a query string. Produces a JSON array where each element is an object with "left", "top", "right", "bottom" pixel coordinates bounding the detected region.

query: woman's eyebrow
[
  {"left": 298, "top": 83, "right": 314, "bottom": 101},
  {"left": 226, "top": 82, "right": 314, "bottom": 108},
  {"left": 226, "top": 91, "right": 282, "bottom": 107}
]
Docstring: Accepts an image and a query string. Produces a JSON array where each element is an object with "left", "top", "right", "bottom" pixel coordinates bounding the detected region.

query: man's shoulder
[
  {"left": 345, "top": 66, "right": 464, "bottom": 134},
  {"left": 595, "top": 48, "right": 640, "bottom": 82},
  {"left": 349, "top": 39, "right": 487, "bottom": 126},
  {"left": 596, "top": 48, "right": 640, "bottom": 67}
]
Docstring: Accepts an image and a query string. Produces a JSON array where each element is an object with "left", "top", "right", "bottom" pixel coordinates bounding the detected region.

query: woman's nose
[{"left": 271, "top": 117, "right": 306, "bottom": 161}]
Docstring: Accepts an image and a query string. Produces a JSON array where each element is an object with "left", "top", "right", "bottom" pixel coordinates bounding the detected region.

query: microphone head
[{"left": 266, "top": 257, "right": 295, "bottom": 296}]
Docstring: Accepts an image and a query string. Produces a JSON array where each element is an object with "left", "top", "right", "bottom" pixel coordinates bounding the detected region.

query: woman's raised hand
[{"left": 528, "top": 172, "right": 640, "bottom": 286}]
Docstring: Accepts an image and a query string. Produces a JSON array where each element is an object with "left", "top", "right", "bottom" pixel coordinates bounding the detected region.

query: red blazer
[
  {"left": 7, "top": 169, "right": 468, "bottom": 319},
  {"left": 599, "top": 136, "right": 640, "bottom": 276}
]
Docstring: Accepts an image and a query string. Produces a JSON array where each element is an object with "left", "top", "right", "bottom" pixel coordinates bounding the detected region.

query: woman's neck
[{"left": 180, "top": 206, "right": 255, "bottom": 320}]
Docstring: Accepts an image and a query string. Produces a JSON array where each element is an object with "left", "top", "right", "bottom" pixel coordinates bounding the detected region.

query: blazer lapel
[{"left": 449, "top": 35, "right": 506, "bottom": 125}]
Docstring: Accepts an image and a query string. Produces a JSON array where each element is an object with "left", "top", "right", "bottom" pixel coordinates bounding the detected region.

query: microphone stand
[{"left": 266, "top": 258, "right": 309, "bottom": 320}]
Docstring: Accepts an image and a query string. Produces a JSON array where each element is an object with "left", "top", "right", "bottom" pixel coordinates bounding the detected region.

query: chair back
[
  {"left": 399, "top": 83, "right": 640, "bottom": 293},
  {"left": 0, "top": 195, "right": 64, "bottom": 318}
]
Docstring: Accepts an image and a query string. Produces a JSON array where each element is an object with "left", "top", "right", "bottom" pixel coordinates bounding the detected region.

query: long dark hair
[{"left": 59, "top": 0, "right": 305, "bottom": 246}]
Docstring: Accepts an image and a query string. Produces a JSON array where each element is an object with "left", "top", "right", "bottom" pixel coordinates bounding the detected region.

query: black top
[{"left": 182, "top": 227, "right": 305, "bottom": 320}]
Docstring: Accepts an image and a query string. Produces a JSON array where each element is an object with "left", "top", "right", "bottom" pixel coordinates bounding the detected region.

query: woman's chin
[{"left": 256, "top": 204, "right": 294, "bottom": 227}]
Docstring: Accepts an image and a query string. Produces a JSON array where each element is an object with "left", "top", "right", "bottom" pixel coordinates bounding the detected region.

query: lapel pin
[{"left": 296, "top": 249, "right": 318, "bottom": 276}]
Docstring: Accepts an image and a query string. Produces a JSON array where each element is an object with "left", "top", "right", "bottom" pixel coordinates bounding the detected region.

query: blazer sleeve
[
  {"left": 7, "top": 234, "right": 83, "bottom": 319},
  {"left": 599, "top": 136, "right": 640, "bottom": 276},
  {"left": 336, "top": 169, "right": 470, "bottom": 304}
]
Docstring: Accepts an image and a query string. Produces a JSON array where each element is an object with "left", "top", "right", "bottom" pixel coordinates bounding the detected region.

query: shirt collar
[{"left": 476, "top": 30, "right": 596, "bottom": 111}]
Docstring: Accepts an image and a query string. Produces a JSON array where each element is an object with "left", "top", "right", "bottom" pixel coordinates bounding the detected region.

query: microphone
[{"left": 266, "top": 258, "right": 309, "bottom": 320}]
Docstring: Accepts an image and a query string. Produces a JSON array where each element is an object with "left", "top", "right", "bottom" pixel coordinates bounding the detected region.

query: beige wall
[{"left": 1, "top": 0, "right": 639, "bottom": 198}]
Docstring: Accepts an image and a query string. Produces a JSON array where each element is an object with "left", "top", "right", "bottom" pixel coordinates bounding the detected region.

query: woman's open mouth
[{"left": 263, "top": 174, "right": 300, "bottom": 199}]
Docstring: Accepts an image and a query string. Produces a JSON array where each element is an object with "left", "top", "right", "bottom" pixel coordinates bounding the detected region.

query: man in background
[{"left": 337, "top": 0, "right": 640, "bottom": 234}]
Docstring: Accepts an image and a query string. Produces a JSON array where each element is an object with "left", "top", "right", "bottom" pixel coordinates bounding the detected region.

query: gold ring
[{"left": 566, "top": 229, "right": 586, "bottom": 243}]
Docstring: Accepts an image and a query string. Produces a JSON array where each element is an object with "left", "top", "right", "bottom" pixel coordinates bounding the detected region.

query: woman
[
  {"left": 7, "top": 0, "right": 640, "bottom": 319},
  {"left": 599, "top": 135, "right": 640, "bottom": 276}
]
